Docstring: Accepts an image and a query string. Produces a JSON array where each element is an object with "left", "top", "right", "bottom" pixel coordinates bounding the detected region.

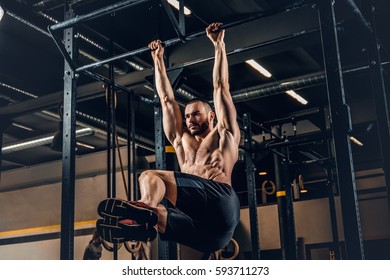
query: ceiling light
[
  {"left": 2, "top": 128, "right": 93, "bottom": 154},
  {"left": 285, "top": 90, "right": 308, "bottom": 105},
  {"left": 76, "top": 141, "right": 95, "bottom": 150},
  {"left": 144, "top": 84, "right": 154, "bottom": 91},
  {"left": 12, "top": 122, "right": 34, "bottom": 131},
  {"left": 300, "top": 189, "right": 308, "bottom": 193},
  {"left": 0, "top": 6, "right": 4, "bottom": 22},
  {"left": 245, "top": 59, "right": 272, "bottom": 78},
  {"left": 258, "top": 171, "right": 267, "bottom": 176},
  {"left": 167, "top": 0, "right": 192, "bottom": 15},
  {"left": 350, "top": 136, "right": 363, "bottom": 147}
]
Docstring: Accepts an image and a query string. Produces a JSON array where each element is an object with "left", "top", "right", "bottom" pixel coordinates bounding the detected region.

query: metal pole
[
  {"left": 108, "top": 9, "right": 118, "bottom": 259},
  {"left": 49, "top": 0, "right": 149, "bottom": 31},
  {"left": 317, "top": 0, "right": 364, "bottom": 259},
  {"left": 161, "top": 0, "right": 185, "bottom": 41},
  {"left": 131, "top": 95, "right": 138, "bottom": 201},
  {"left": 243, "top": 113, "right": 261, "bottom": 260},
  {"left": 154, "top": 93, "right": 170, "bottom": 259},
  {"left": 272, "top": 126, "right": 297, "bottom": 260},
  {"left": 126, "top": 94, "right": 132, "bottom": 200},
  {"left": 281, "top": 145, "right": 297, "bottom": 260},
  {"left": 345, "top": 0, "right": 373, "bottom": 33},
  {"left": 362, "top": 0, "right": 390, "bottom": 209},
  {"left": 272, "top": 126, "right": 284, "bottom": 259},
  {"left": 0, "top": 124, "right": 4, "bottom": 183},
  {"left": 60, "top": 4, "right": 77, "bottom": 260},
  {"left": 325, "top": 159, "right": 342, "bottom": 259},
  {"left": 82, "top": 70, "right": 154, "bottom": 105}
]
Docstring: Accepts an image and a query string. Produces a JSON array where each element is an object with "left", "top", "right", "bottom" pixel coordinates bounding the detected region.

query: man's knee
[
  {"left": 139, "top": 170, "right": 155, "bottom": 181},
  {"left": 139, "top": 170, "right": 164, "bottom": 184},
  {"left": 139, "top": 170, "right": 174, "bottom": 182}
]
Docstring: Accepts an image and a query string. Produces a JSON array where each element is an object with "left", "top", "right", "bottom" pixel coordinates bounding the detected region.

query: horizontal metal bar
[
  {"left": 263, "top": 108, "right": 321, "bottom": 126},
  {"left": 49, "top": 0, "right": 149, "bottom": 31},
  {"left": 0, "top": 68, "right": 154, "bottom": 118},
  {"left": 82, "top": 70, "right": 154, "bottom": 104},
  {"left": 74, "top": 1, "right": 312, "bottom": 72},
  {"left": 256, "top": 131, "right": 332, "bottom": 150}
]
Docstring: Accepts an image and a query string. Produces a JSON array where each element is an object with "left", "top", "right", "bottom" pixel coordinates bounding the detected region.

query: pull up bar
[{"left": 48, "top": 1, "right": 313, "bottom": 73}]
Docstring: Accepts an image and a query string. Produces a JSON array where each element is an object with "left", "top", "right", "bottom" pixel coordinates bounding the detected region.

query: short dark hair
[{"left": 185, "top": 98, "right": 213, "bottom": 113}]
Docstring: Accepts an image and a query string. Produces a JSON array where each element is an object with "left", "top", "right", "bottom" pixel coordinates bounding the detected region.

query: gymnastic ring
[
  {"left": 124, "top": 241, "right": 142, "bottom": 253},
  {"left": 262, "top": 180, "right": 276, "bottom": 195},
  {"left": 298, "top": 174, "right": 304, "bottom": 189},
  {"left": 102, "top": 240, "right": 123, "bottom": 252},
  {"left": 220, "top": 238, "right": 240, "bottom": 260}
]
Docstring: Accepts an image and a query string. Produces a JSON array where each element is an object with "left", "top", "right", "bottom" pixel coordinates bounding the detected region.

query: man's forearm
[
  {"left": 213, "top": 42, "right": 229, "bottom": 89},
  {"left": 154, "top": 57, "right": 175, "bottom": 103}
]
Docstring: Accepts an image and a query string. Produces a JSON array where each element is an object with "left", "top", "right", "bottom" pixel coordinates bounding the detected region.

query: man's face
[{"left": 184, "top": 102, "right": 211, "bottom": 136}]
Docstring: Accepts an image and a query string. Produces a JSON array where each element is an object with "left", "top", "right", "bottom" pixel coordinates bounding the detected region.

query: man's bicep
[
  {"left": 162, "top": 101, "right": 184, "bottom": 144},
  {"left": 215, "top": 88, "right": 239, "bottom": 133}
]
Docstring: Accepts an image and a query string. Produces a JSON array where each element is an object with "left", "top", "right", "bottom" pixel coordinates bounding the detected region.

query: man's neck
[
  {"left": 195, "top": 135, "right": 205, "bottom": 142},
  {"left": 194, "top": 127, "right": 213, "bottom": 142}
]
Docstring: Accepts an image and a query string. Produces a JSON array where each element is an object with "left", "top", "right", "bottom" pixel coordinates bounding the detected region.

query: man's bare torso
[{"left": 174, "top": 126, "right": 238, "bottom": 185}]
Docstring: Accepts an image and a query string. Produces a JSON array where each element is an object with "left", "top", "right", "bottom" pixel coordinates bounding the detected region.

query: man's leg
[
  {"left": 96, "top": 170, "right": 179, "bottom": 243},
  {"left": 138, "top": 170, "right": 178, "bottom": 233}
]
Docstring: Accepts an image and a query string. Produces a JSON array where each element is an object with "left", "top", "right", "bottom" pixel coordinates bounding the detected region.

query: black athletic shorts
[{"left": 160, "top": 172, "right": 240, "bottom": 253}]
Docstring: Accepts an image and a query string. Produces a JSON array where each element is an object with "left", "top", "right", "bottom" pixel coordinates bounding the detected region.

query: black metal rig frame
[{"left": 0, "top": 0, "right": 387, "bottom": 260}]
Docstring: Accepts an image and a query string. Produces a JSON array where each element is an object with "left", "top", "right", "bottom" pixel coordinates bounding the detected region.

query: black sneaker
[
  {"left": 96, "top": 218, "right": 157, "bottom": 244},
  {"left": 97, "top": 198, "right": 158, "bottom": 226}
]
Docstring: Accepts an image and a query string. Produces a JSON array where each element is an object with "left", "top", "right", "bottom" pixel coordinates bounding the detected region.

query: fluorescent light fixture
[
  {"left": 245, "top": 59, "right": 272, "bottom": 78},
  {"left": 350, "top": 136, "right": 363, "bottom": 147},
  {"left": 144, "top": 84, "right": 154, "bottom": 91},
  {"left": 76, "top": 141, "right": 95, "bottom": 150},
  {"left": 167, "top": 0, "right": 192, "bottom": 15},
  {"left": 258, "top": 171, "right": 267, "bottom": 176},
  {"left": 285, "top": 90, "right": 308, "bottom": 105},
  {"left": 12, "top": 122, "right": 34, "bottom": 131},
  {"left": 2, "top": 128, "right": 93, "bottom": 154},
  {"left": 0, "top": 6, "right": 4, "bottom": 22}
]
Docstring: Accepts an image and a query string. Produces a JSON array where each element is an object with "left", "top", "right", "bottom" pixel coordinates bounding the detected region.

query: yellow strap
[
  {"left": 276, "top": 191, "right": 286, "bottom": 197},
  {"left": 165, "top": 146, "right": 175, "bottom": 153}
]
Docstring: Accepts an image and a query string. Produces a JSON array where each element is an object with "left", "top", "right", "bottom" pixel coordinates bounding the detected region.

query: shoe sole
[
  {"left": 96, "top": 219, "right": 157, "bottom": 243},
  {"left": 97, "top": 198, "right": 158, "bottom": 226}
]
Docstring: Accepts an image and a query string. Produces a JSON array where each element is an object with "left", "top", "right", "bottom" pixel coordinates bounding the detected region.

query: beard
[{"left": 189, "top": 122, "right": 209, "bottom": 136}]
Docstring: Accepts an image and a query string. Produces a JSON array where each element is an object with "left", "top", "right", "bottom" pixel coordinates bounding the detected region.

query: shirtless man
[{"left": 97, "top": 22, "right": 241, "bottom": 254}]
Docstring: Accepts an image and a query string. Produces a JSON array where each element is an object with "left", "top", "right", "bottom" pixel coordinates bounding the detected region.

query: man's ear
[{"left": 209, "top": 111, "right": 216, "bottom": 123}]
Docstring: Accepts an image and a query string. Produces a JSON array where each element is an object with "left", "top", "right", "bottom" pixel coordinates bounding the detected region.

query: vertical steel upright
[
  {"left": 60, "top": 3, "right": 77, "bottom": 260},
  {"left": 317, "top": 0, "right": 365, "bottom": 259},
  {"left": 361, "top": 0, "right": 390, "bottom": 209},
  {"left": 127, "top": 94, "right": 137, "bottom": 202},
  {"left": 154, "top": 93, "right": 176, "bottom": 260},
  {"left": 272, "top": 126, "right": 297, "bottom": 260},
  {"left": 243, "top": 113, "right": 261, "bottom": 260},
  {"left": 131, "top": 95, "right": 138, "bottom": 201},
  {"left": 281, "top": 146, "right": 297, "bottom": 259},
  {"left": 0, "top": 126, "right": 3, "bottom": 183},
  {"left": 325, "top": 162, "right": 342, "bottom": 259}
]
